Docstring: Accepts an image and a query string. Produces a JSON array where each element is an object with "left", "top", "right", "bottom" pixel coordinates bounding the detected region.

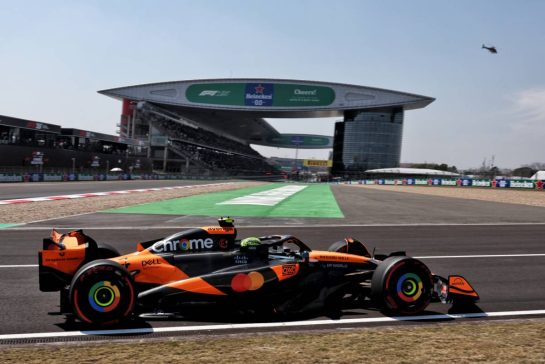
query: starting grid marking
[
  {"left": 0, "top": 182, "right": 234, "bottom": 205},
  {"left": 1, "top": 309, "right": 545, "bottom": 341},
  {"left": 216, "top": 185, "right": 307, "bottom": 206}
]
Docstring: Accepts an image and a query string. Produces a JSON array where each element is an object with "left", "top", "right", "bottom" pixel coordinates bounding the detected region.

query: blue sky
[{"left": 1, "top": 1, "right": 544, "bottom": 169}]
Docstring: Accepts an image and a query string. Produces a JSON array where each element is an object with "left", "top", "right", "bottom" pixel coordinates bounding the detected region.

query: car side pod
[{"left": 433, "top": 275, "right": 479, "bottom": 305}]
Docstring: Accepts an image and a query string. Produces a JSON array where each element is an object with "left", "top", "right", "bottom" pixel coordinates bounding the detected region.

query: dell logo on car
[{"left": 152, "top": 238, "right": 214, "bottom": 253}]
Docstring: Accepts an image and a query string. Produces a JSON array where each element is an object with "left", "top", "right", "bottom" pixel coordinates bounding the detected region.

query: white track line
[
  {"left": 0, "top": 264, "right": 37, "bottom": 268},
  {"left": 0, "top": 182, "right": 235, "bottom": 205},
  {"left": 4, "top": 222, "right": 545, "bottom": 231},
  {"left": 1, "top": 309, "right": 545, "bottom": 341},
  {"left": 3, "top": 253, "right": 545, "bottom": 269}
]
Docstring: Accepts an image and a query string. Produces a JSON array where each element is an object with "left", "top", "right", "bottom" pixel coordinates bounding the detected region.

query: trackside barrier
[
  {"left": 43, "top": 174, "right": 63, "bottom": 182},
  {"left": 0, "top": 173, "right": 23, "bottom": 182},
  {"left": 0, "top": 173, "right": 239, "bottom": 183},
  {"left": 509, "top": 179, "right": 536, "bottom": 189},
  {"left": 352, "top": 178, "right": 544, "bottom": 191}
]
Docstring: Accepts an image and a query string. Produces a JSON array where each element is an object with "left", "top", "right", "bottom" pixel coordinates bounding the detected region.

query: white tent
[{"left": 530, "top": 170, "right": 545, "bottom": 180}]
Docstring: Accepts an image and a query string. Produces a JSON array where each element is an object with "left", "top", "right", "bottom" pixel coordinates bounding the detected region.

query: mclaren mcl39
[{"left": 38, "top": 218, "right": 479, "bottom": 326}]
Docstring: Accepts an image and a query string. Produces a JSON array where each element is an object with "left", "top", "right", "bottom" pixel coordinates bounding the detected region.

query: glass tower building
[{"left": 332, "top": 108, "right": 404, "bottom": 175}]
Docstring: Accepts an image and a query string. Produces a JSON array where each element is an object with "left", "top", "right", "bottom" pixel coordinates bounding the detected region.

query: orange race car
[{"left": 38, "top": 217, "right": 479, "bottom": 326}]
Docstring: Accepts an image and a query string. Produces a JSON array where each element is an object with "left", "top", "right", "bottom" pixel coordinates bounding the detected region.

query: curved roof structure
[{"left": 99, "top": 79, "right": 434, "bottom": 148}]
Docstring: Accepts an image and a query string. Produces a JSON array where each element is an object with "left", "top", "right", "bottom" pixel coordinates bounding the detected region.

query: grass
[{"left": 2, "top": 320, "right": 545, "bottom": 363}]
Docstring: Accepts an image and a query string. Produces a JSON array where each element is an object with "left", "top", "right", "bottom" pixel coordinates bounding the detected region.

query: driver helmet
[{"left": 240, "top": 237, "right": 261, "bottom": 247}]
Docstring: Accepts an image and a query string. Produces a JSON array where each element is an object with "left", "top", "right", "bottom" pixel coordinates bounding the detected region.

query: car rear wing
[{"left": 39, "top": 229, "right": 99, "bottom": 292}]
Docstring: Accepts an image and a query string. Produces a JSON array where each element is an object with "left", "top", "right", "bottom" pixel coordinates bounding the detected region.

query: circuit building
[{"left": 99, "top": 79, "right": 434, "bottom": 175}]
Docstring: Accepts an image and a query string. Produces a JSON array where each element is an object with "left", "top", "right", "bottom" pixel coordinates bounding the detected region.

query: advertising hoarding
[{"left": 186, "top": 83, "right": 335, "bottom": 107}]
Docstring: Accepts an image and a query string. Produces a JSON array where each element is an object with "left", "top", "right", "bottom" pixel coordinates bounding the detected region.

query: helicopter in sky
[{"left": 482, "top": 44, "right": 498, "bottom": 54}]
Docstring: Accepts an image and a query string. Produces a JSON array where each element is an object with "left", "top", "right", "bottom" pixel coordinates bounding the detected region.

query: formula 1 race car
[{"left": 38, "top": 218, "right": 479, "bottom": 326}]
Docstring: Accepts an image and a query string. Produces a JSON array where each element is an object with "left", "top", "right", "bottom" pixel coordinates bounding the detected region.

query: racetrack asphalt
[
  {"left": 0, "top": 179, "right": 232, "bottom": 200},
  {"left": 1, "top": 182, "right": 545, "bottom": 340}
]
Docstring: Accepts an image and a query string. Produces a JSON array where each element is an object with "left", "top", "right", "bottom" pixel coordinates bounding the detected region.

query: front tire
[
  {"left": 371, "top": 256, "right": 433, "bottom": 315},
  {"left": 69, "top": 260, "right": 136, "bottom": 325}
]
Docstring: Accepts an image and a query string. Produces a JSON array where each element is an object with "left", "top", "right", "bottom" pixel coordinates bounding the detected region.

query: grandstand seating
[{"left": 143, "top": 109, "right": 276, "bottom": 176}]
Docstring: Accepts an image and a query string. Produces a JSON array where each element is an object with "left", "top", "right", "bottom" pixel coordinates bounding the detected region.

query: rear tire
[
  {"left": 371, "top": 256, "right": 432, "bottom": 315},
  {"left": 69, "top": 260, "right": 135, "bottom": 325}
]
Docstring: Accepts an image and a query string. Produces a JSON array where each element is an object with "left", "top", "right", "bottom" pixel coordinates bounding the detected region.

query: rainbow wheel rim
[
  {"left": 88, "top": 281, "right": 121, "bottom": 312},
  {"left": 396, "top": 273, "right": 423, "bottom": 302}
]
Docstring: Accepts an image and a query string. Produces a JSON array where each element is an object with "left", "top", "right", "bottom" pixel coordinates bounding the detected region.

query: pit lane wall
[{"left": 347, "top": 178, "right": 545, "bottom": 190}]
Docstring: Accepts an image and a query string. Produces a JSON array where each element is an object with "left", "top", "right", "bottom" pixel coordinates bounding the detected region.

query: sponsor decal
[
  {"left": 322, "top": 263, "right": 348, "bottom": 269},
  {"left": 151, "top": 237, "right": 214, "bottom": 253},
  {"left": 44, "top": 257, "right": 80, "bottom": 262},
  {"left": 472, "top": 179, "right": 491, "bottom": 187},
  {"left": 141, "top": 258, "right": 161, "bottom": 267},
  {"left": 218, "top": 239, "right": 228, "bottom": 249},
  {"left": 509, "top": 180, "right": 534, "bottom": 189},
  {"left": 186, "top": 83, "right": 335, "bottom": 107},
  {"left": 30, "top": 151, "right": 44, "bottom": 165},
  {"left": 198, "top": 90, "right": 231, "bottom": 97},
  {"left": 297, "top": 89, "right": 314, "bottom": 95},
  {"left": 245, "top": 83, "right": 273, "bottom": 106},
  {"left": 303, "top": 159, "right": 332, "bottom": 167},
  {"left": 282, "top": 264, "right": 297, "bottom": 276},
  {"left": 43, "top": 174, "right": 63, "bottom": 182},
  {"left": 273, "top": 84, "right": 335, "bottom": 107},
  {"left": 26, "top": 121, "right": 49, "bottom": 130},
  {"left": 265, "top": 134, "right": 333, "bottom": 148},
  {"left": 497, "top": 180, "right": 509, "bottom": 188},
  {"left": 206, "top": 227, "right": 234, "bottom": 233},
  {"left": 231, "top": 271, "right": 265, "bottom": 292},
  {"left": 79, "top": 130, "right": 96, "bottom": 138},
  {"left": 0, "top": 174, "right": 23, "bottom": 182},
  {"left": 234, "top": 255, "right": 248, "bottom": 264},
  {"left": 317, "top": 255, "right": 350, "bottom": 261}
]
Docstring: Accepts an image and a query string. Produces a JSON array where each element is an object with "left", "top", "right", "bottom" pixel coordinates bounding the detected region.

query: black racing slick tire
[
  {"left": 69, "top": 259, "right": 136, "bottom": 325},
  {"left": 371, "top": 256, "right": 433, "bottom": 315}
]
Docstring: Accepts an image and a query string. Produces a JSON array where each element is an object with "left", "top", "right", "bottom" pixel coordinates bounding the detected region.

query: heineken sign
[{"left": 186, "top": 83, "right": 335, "bottom": 107}]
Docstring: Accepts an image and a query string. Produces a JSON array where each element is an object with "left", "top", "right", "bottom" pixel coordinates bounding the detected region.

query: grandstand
[
  {"left": 100, "top": 78, "right": 433, "bottom": 178},
  {"left": 135, "top": 103, "right": 277, "bottom": 176},
  {"left": 0, "top": 114, "right": 148, "bottom": 174}
]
